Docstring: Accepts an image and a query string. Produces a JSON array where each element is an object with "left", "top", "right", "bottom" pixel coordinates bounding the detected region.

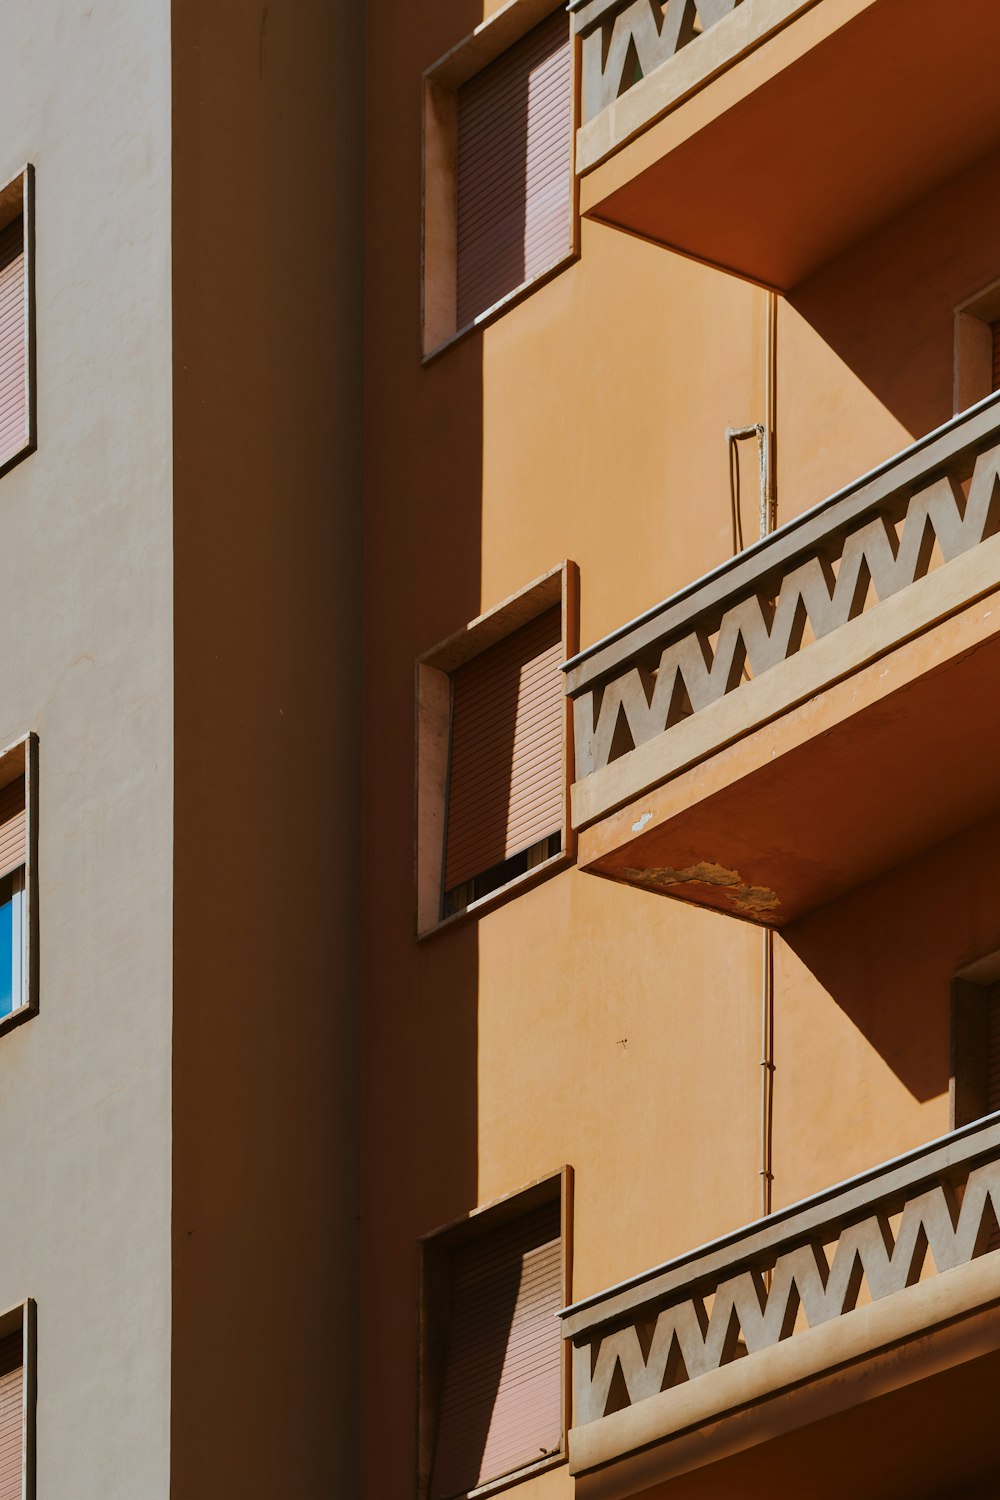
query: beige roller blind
[
  {"left": 0, "top": 216, "right": 25, "bottom": 466},
  {"left": 0, "top": 780, "right": 25, "bottom": 884},
  {"left": 444, "top": 606, "right": 563, "bottom": 893},
  {"left": 0, "top": 1333, "right": 22, "bottom": 1500},
  {"left": 430, "top": 1200, "right": 562, "bottom": 1499},
  {"left": 456, "top": 10, "right": 572, "bottom": 330}
]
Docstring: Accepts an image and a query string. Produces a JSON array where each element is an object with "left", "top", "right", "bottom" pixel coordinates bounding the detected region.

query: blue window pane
[{"left": 0, "top": 880, "right": 13, "bottom": 1019}]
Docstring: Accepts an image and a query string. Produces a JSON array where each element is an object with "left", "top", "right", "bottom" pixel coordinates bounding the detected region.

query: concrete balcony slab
[{"left": 574, "top": 0, "right": 1000, "bottom": 289}]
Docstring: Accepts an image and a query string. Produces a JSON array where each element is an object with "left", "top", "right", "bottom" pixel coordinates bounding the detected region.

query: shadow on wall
[
  {"left": 169, "top": 2, "right": 484, "bottom": 1499},
  {"left": 358, "top": 0, "right": 508, "bottom": 1493},
  {"left": 788, "top": 143, "right": 1000, "bottom": 445},
  {"left": 782, "top": 808, "right": 1000, "bottom": 1105},
  {"left": 768, "top": 146, "right": 1000, "bottom": 1109}
]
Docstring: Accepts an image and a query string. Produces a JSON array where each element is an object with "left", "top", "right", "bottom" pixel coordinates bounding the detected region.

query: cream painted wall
[{"left": 0, "top": 2, "right": 173, "bottom": 1496}]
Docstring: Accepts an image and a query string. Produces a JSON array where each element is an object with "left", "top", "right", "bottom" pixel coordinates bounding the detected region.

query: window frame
[
  {"left": 0, "top": 1298, "right": 37, "bottom": 1500},
  {"left": 417, "top": 1168, "right": 573, "bottom": 1500},
  {"left": 1, "top": 866, "right": 26, "bottom": 1022},
  {"left": 415, "top": 561, "right": 578, "bottom": 939},
  {"left": 0, "top": 735, "right": 39, "bottom": 1035},
  {"left": 421, "top": 0, "right": 580, "bottom": 361},
  {"left": 950, "top": 950, "right": 1000, "bottom": 1129},
  {"left": 0, "top": 165, "right": 37, "bottom": 481},
  {"left": 953, "top": 275, "right": 1000, "bottom": 416}
]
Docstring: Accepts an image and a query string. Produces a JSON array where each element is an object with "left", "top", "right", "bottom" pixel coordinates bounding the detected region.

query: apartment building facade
[
  {"left": 363, "top": 0, "right": 1000, "bottom": 1497},
  {"left": 4, "top": 0, "right": 1000, "bottom": 1495}
]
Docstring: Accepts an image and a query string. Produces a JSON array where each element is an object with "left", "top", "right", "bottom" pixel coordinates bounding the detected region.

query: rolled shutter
[
  {"left": 456, "top": 10, "right": 572, "bottom": 330},
  {"left": 430, "top": 1201, "right": 562, "bottom": 1499},
  {"left": 445, "top": 606, "right": 563, "bottom": 893},
  {"left": 0, "top": 1333, "right": 22, "bottom": 1500},
  {"left": 0, "top": 780, "right": 25, "bottom": 884},
  {"left": 0, "top": 216, "right": 26, "bottom": 466}
]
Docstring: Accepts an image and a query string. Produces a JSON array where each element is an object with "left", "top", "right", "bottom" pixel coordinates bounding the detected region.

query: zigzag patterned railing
[
  {"left": 570, "top": 0, "right": 743, "bottom": 125},
  {"left": 560, "top": 1117, "right": 1000, "bottom": 1464},
  {"left": 566, "top": 399, "right": 1000, "bottom": 787}
]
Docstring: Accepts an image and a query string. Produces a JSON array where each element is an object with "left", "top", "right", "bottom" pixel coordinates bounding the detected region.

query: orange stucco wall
[{"left": 362, "top": 3, "right": 1000, "bottom": 1494}]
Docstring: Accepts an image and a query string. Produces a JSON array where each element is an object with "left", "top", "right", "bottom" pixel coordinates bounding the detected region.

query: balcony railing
[
  {"left": 573, "top": 0, "right": 745, "bottom": 125},
  {"left": 570, "top": 0, "right": 813, "bottom": 174},
  {"left": 565, "top": 395, "right": 1000, "bottom": 898},
  {"left": 559, "top": 1115, "right": 1000, "bottom": 1477}
]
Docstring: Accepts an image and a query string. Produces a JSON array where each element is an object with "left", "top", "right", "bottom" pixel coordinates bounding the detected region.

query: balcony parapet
[
  {"left": 560, "top": 1115, "right": 1000, "bottom": 1479},
  {"left": 570, "top": 0, "right": 814, "bottom": 175},
  {"left": 564, "top": 394, "right": 1000, "bottom": 922}
]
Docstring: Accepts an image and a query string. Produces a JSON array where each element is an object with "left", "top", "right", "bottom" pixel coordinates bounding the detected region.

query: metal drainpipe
[
  {"left": 760, "top": 289, "right": 778, "bottom": 1222},
  {"left": 726, "top": 290, "right": 779, "bottom": 1223}
]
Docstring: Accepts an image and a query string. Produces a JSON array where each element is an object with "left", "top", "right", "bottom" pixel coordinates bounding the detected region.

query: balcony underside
[
  {"left": 580, "top": 0, "right": 1000, "bottom": 289},
  {"left": 576, "top": 578, "right": 1000, "bottom": 926}
]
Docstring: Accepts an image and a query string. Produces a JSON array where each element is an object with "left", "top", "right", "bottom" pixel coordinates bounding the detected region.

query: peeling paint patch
[
  {"left": 631, "top": 811, "right": 653, "bottom": 833},
  {"left": 619, "top": 860, "right": 781, "bottom": 915}
]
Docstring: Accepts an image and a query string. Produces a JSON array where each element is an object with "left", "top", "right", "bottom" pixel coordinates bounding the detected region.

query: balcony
[
  {"left": 560, "top": 1116, "right": 1000, "bottom": 1495},
  {"left": 571, "top": 0, "right": 1000, "bottom": 288},
  {"left": 565, "top": 395, "right": 1000, "bottom": 924}
]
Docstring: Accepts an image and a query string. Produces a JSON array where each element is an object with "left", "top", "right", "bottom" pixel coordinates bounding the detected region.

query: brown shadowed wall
[{"left": 170, "top": 0, "right": 363, "bottom": 1494}]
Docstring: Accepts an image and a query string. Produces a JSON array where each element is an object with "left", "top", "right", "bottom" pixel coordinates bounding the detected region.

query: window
[
  {"left": 443, "top": 607, "right": 563, "bottom": 915},
  {"left": 423, "top": 2, "right": 576, "bottom": 355},
  {"left": 418, "top": 1172, "right": 571, "bottom": 1500},
  {"left": 416, "top": 563, "right": 577, "bottom": 935},
  {"left": 0, "top": 1301, "right": 35, "bottom": 1500},
  {"left": 0, "top": 738, "right": 37, "bottom": 1031},
  {"left": 952, "top": 962, "right": 1000, "bottom": 1128},
  {"left": 954, "top": 277, "right": 1000, "bottom": 414},
  {"left": 0, "top": 167, "right": 35, "bottom": 477}
]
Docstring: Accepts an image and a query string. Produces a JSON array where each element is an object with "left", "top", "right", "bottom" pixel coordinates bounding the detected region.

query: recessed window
[
  {"left": 952, "top": 963, "right": 1000, "bottom": 1128},
  {"left": 0, "top": 167, "right": 35, "bottom": 477},
  {"left": 443, "top": 607, "right": 564, "bottom": 917},
  {"left": 0, "top": 738, "right": 37, "bottom": 1031},
  {"left": 0, "top": 1301, "right": 35, "bottom": 1499},
  {"left": 423, "top": 2, "right": 576, "bottom": 355},
  {"left": 416, "top": 563, "right": 577, "bottom": 935},
  {"left": 419, "top": 1173, "right": 570, "bottom": 1500}
]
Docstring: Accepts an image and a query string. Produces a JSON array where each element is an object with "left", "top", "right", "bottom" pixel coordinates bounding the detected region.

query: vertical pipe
[
  {"left": 760, "top": 289, "right": 778, "bottom": 1222},
  {"left": 764, "top": 288, "right": 777, "bottom": 536},
  {"left": 760, "top": 927, "right": 774, "bottom": 1219}
]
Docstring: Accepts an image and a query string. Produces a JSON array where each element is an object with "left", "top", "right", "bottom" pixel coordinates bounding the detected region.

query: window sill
[
  {"left": 464, "top": 1449, "right": 566, "bottom": 1499},
  {"left": 0, "top": 1001, "right": 35, "bottom": 1038},
  {"left": 421, "top": 249, "right": 579, "bottom": 365},
  {"left": 0, "top": 438, "right": 35, "bottom": 484},
  {"left": 417, "top": 847, "right": 574, "bottom": 942}
]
